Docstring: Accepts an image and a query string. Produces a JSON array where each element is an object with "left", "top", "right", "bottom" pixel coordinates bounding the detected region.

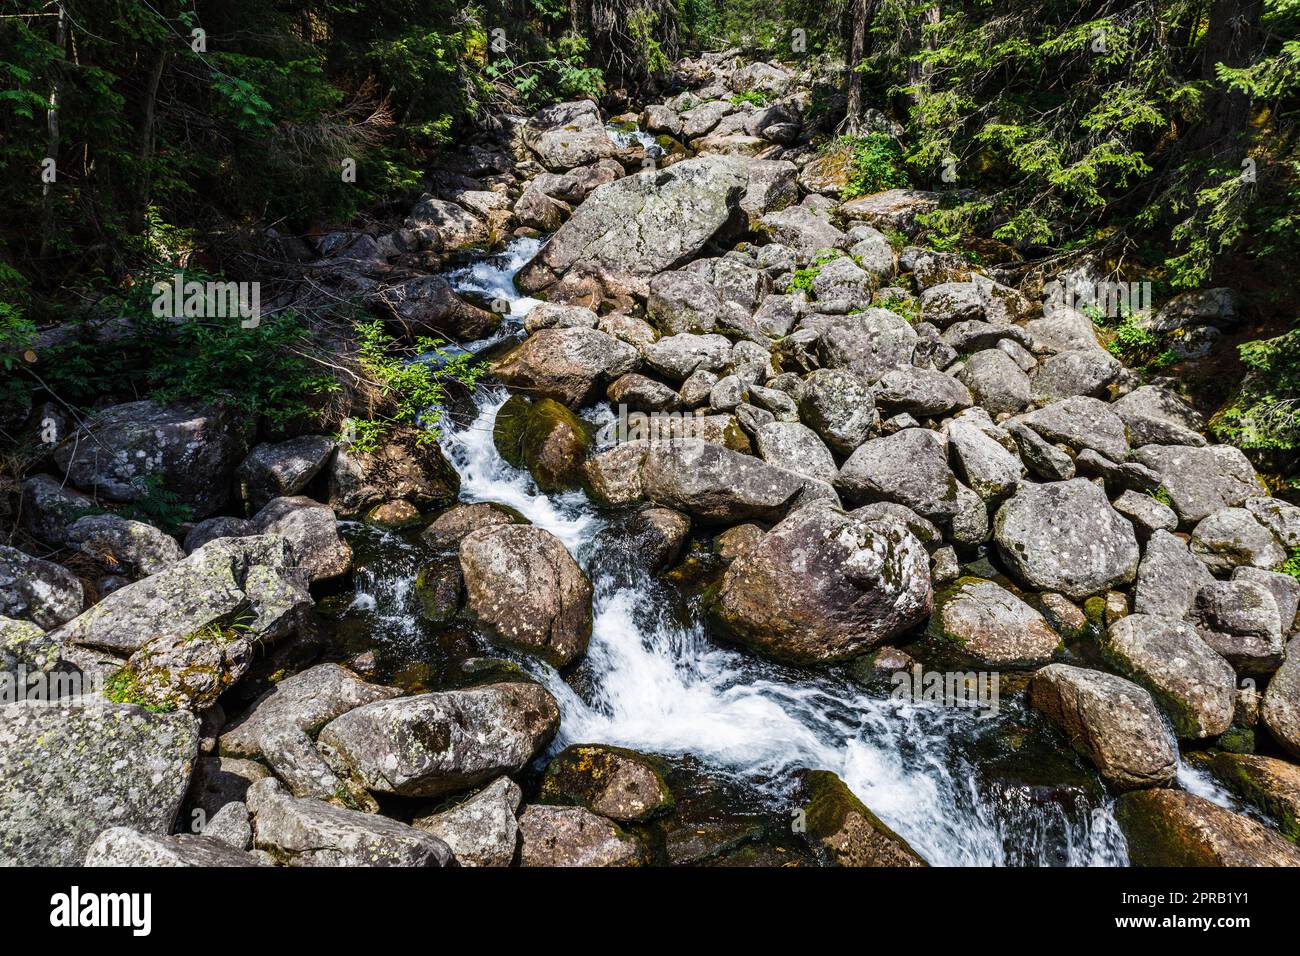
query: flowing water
[{"left": 336, "top": 227, "right": 1140, "bottom": 866}]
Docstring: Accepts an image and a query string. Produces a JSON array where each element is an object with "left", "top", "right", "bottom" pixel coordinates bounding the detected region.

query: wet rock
[
  {"left": 318, "top": 682, "right": 559, "bottom": 798},
  {"left": 0, "top": 545, "right": 83, "bottom": 629},
  {"left": 624, "top": 507, "right": 691, "bottom": 573},
  {"left": 640, "top": 438, "right": 838, "bottom": 524},
  {"left": 1193, "top": 580, "right": 1285, "bottom": 675},
  {"left": 1190, "top": 507, "right": 1286, "bottom": 573},
  {"left": 1132, "top": 530, "right": 1215, "bottom": 619},
  {"left": 755, "top": 421, "right": 837, "bottom": 482},
  {"left": 459, "top": 525, "right": 592, "bottom": 666},
  {"left": 517, "top": 804, "right": 646, "bottom": 866},
  {"left": 1110, "top": 386, "right": 1205, "bottom": 447},
  {"left": 1029, "top": 664, "right": 1178, "bottom": 790},
  {"left": 413, "top": 776, "right": 522, "bottom": 867},
  {"left": 799, "top": 769, "right": 927, "bottom": 867},
  {"left": 420, "top": 502, "right": 525, "bottom": 551},
  {"left": 491, "top": 327, "right": 640, "bottom": 408},
  {"left": 1039, "top": 593, "right": 1088, "bottom": 640},
  {"left": 518, "top": 156, "right": 748, "bottom": 296},
  {"left": 837, "top": 429, "right": 959, "bottom": 521},
  {"left": 236, "top": 435, "right": 336, "bottom": 510},
  {"left": 1116, "top": 789, "right": 1300, "bottom": 866},
  {"left": 1130, "top": 444, "right": 1265, "bottom": 525},
  {"left": 1193, "top": 752, "right": 1300, "bottom": 842},
  {"left": 711, "top": 503, "right": 932, "bottom": 665},
  {"left": 931, "top": 577, "right": 1060, "bottom": 668},
  {"left": 327, "top": 427, "right": 460, "bottom": 517},
  {"left": 798, "top": 368, "right": 877, "bottom": 455},
  {"left": 252, "top": 496, "right": 352, "bottom": 583},
  {"left": 493, "top": 395, "right": 592, "bottom": 492},
  {"left": 1264, "top": 636, "right": 1300, "bottom": 758},
  {"left": 85, "top": 827, "right": 265, "bottom": 867},
  {"left": 994, "top": 479, "right": 1139, "bottom": 600},
  {"left": 247, "top": 778, "right": 453, "bottom": 866},
  {"left": 54, "top": 399, "right": 245, "bottom": 518},
  {"left": 1016, "top": 396, "right": 1129, "bottom": 461},
  {"left": 956, "top": 350, "right": 1031, "bottom": 416},
  {"left": 540, "top": 745, "right": 674, "bottom": 822},
  {"left": 1102, "top": 614, "right": 1235, "bottom": 739},
  {"left": 0, "top": 700, "right": 198, "bottom": 865},
  {"left": 219, "top": 663, "right": 399, "bottom": 800}
]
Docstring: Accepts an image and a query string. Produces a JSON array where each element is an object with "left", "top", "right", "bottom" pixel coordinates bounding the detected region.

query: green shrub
[
  {"left": 837, "top": 133, "right": 910, "bottom": 200},
  {"left": 1212, "top": 327, "right": 1300, "bottom": 451}
]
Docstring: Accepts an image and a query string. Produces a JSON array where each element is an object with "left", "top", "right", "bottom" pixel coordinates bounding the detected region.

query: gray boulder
[
  {"left": 85, "top": 827, "right": 265, "bottom": 867},
  {"left": 993, "top": 479, "right": 1139, "bottom": 600},
  {"left": 0, "top": 700, "right": 198, "bottom": 866},
  {"left": 251, "top": 496, "right": 352, "bottom": 583},
  {"left": 1028, "top": 349, "right": 1120, "bottom": 405},
  {"left": 945, "top": 420, "right": 1024, "bottom": 501},
  {"left": 643, "top": 332, "right": 734, "bottom": 381},
  {"left": 1245, "top": 496, "right": 1300, "bottom": 548},
  {"left": 762, "top": 205, "right": 847, "bottom": 261},
  {"left": 1029, "top": 664, "right": 1178, "bottom": 790},
  {"left": 1193, "top": 580, "right": 1285, "bottom": 675},
  {"left": 414, "top": 776, "right": 522, "bottom": 867},
  {"left": 459, "top": 525, "right": 592, "bottom": 667},
  {"left": 64, "top": 514, "right": 183, "bottom": 579},
  {"left": 1111, "top": 386, "right": 1206, "bottom": 447},
  {"left": 836, "top": 429, "right": 959, "bottom": 521},
  {"left": 1263, "top": 636, "right": 1300, "bottom": 759},
  {"left": 755, "top": 421, "right": 838, "bottom": 482},
  {"left": 1132, "top": 530, "right": 1215, "bottom": 619},
  {"left": 874, "top": 367, "right": 972, "bottom": 417},
  {"left": 517, "top": 805, "right": 646, "bottom": 867},
  {"left": 799, "top": 368, "right": 878, "bottom": 455},
  {"left": 0, "top": 545, "right": 83, "bottom": 629},
  {"left": 1016, "top": 396, "right": 1129, "bottom": 461},
  {"left": 931, "top": 578, "right": 1059, "bottom": 668},
  {"left": 812, "top": 309, "right": 917, "bottom": 384},
  {"left": 236, "top": 435, "right": 336, "bottom": 510},
  {"left": 647, "top": 271, "right": 724, "bottom": 335},
  {"left": 712, "top": 504, "right": 932, "bottom": 664},
  {"left": 956, "top": 350, "right": 1031, "bottom": 416},
  {"left": 246, "top": 778, "right": 453, "bottom": 866},
  {"left": 1102, "top": 614, "right": 1235, "bottom": 738},
  {"left": 327, "top": 426, "right": 460, "bottom": 517},
  {"left": 491, "top": 327, "right": 640, "bottom": 408},
  {"left": 317, "top": 682, "right": 560, "bottom": 798},
  {"left": 1189, "top": 507, "right": 1286, "bottom": 573},
  {"left": 1130, "top": 444, "right": 1265, "bottom": 524}
]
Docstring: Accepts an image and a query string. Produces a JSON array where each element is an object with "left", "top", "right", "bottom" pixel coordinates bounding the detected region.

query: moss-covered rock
[
  {"left": 799, "top": 769, "right": 927, "bottom": 867},
  {"left": 1189, "top": 751, "right": 1300, "bottom": 842},
  {"left": 1116, "top": 788, "right": 1300, "bottom": 865},
  {"left": 492, "top": 394, "right": 593, "bottom": 492},
  {"left": 414, "top": 553, "right": 463, "bottom": 624},
  {"left": 539, "top": 744, "right": 675, "bottom": 822}
]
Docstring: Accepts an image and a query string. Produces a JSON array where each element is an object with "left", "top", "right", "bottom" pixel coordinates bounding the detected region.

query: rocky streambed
[{"left": 4, "top": 50, "right": 1300, "bottom": 869}]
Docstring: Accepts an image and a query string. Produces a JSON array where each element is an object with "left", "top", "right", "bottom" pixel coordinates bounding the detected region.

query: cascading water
[{"left": 341, "top": 240, "right": 1131, "bottom": 867}]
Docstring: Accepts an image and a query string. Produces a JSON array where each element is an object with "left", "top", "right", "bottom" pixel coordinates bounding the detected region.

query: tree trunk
[
  {"left": 1188, "top": 0, "right": 1263, "bottom": 157},
  {"left": 39, "top": 1, "right": 67, "bottom": 259},
  {"left": 843, "top": 0, "right": 876, "bottom": 135}
]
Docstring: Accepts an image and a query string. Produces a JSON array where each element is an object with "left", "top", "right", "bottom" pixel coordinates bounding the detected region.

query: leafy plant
[
  {"left": 1211, "top": 327, "right": 1300, "bottom": 451},
  {"left": 837, "top": 133, "right": 910, "bottom": 200}
]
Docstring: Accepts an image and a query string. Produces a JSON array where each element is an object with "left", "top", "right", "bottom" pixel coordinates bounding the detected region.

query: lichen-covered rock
[
  {"left": 413, "top": 776, "right": 522, "bottom": 867},
  {"left": 318, "top": 682, "right": 560, "bottom": 798},
  {"left": 639, "top": 437, "right": 838, "bottom": 524},
  {"left": 0, "top": 544, "right": 83, "bottom": 629},
  {"left": 1193, "top": 580, "right": 1286, "bottom": 675},
  {"left": 1192, "top": 752, "right": 1300, "bottom": 842},
  {"left": 1132, "top": 530, "right": 1214, "bottom": 619},
  {"left": 1116, "top": 789, "right": 1300, "bottom": 866},
  {"left": 798, "top": 368, "right": 878, "bottom": 455},
  {"left": 647, "top": 270, "right": 725, "bottom": 335},
  {"left": 236, "top": 435, "right": 336, "bottom": 511},
  {"left": 811, "top": 309, "right": 917, "bottom": 384},
  {"left": 518, "top": 156, "right": 749, "bottom": 296},
  {"left": 493, "top": 395, "right": 592, "bottom": 492},
  {"left": 85, "top": 827, "right": 266, "bottom": 867},
  {"left": 520, "top": 101, "right": 614, "bottom": 172},
  {"left": 517, "top": 804, "right": 646, "bottom": 867},
  {"left": 64, "top": 514, "right": 184, "bottom": 580},
  {"left": 1016, "top": 396, "right": 1129, "bottom": 462},
  {"left": 1264, "top": 636, "right": 1300, "bottom": 759},
  {"left": 642, "top": 332, "right": 734, "bottom": 382},
  {"left": 539, "top": 745, "right": 674, "bottom": 822},
  {"left": 930, "top": 577, "right": 1059, "bottom": 668},
  {"left": 799, "top": 770, "right": 927, "bottom": 867},
  {"left": 183, "top": 516, "right": 255, "bottom": 553},
  {"left": 327, "top": 426, "right": 460, "bottom": 518},
  {"left": 1030, "top": 664, "right": 1178, "bottom": 789},
  {"left": 956, "top": 349, "right": 1031, "bottom": 416},
  {"left": 1189, "top": 507, "right": 1286, "bottom": 573},
  {"left": 1028, "top": 349, "right": 1120, "bottom": 405},
  {"left": 1130, "top": 444, "right": 1266, "bottom": 524},
  {"left": 53, "top": 399, "right": 246, "bottom": 519},
  {"left": 0, "top": 700, "right": 198, "bottom": 866},
  {"left": 712, "top": 503, "right": 931, "bottom": 664},
  {"left": 945, "top": 420, "right": 1024, "bottom": 501},
  {"left": 19, "top": 474, "right": 94, "bottom": 545},
  {"left": 459, "top": 525, "right": 592, "bottom": 666},
  {"left": 874, "top": 366, "right": 972, "bottom": 418},
  {"left": 1112, "top": 489, "right": 1178, "bottom": 537},
  {"left": 761, "top": 205, "right": 847, "bottom": 261},
  {"left": 246, "top": 778, "right": 453, "bottom": 867},
  {"left": 993, "top": 479, "right": 1139, "bottom": 600},
  {"left": 219, "top": 663, "right": 400, "bottom": 800},
  {"left": 420, "top": 502, "right": 525, "bottom": 551},
  {"left": 251, "top": 495, "right": 352, "bottom": 583},
  {"left": 836, "top": 429, "right": 959, "bottom": 521},
  {"left": 492, "top": 327, "right": 640, "bottom": 408},
  {"left": 1102, "top": 614, "right": 1235, "bottom": 739},
  {"left": 755, "top": 421, "right": 837, "bottom": 482},
  {"left": 1111, "top": 386, "right": 1205, "bottom": 447},
  {"left": 1244, "top": 496, "right": 1300, "bottom": 548}
]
